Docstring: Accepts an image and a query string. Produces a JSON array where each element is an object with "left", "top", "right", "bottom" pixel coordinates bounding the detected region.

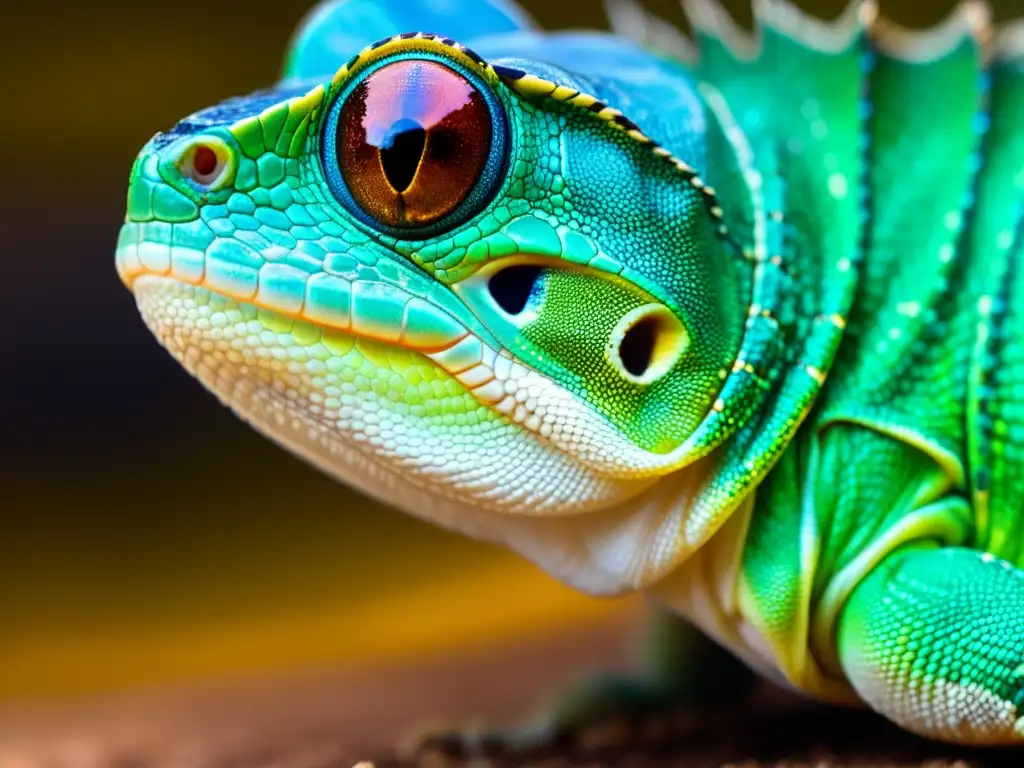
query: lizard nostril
[
  {"left": 179, "top": 140, "right": 229, "bottom": 188},
  {"left": 192, "top": 145, "right": 218, "bottom": 178}
]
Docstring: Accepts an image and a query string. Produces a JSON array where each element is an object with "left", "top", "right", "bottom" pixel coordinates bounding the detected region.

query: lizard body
[{"left": 117, "top": 0, "right": 1024, "bottom": 745}]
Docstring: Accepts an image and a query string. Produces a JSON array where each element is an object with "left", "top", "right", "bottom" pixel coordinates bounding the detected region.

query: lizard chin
[{"left": 130, "top": 274, "right": 654, "bottom": 521}]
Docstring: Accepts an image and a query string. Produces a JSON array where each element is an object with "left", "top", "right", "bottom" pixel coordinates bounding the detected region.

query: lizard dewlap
[{"left": 117, "top": 0, "right": 1024, "bottom": 748}]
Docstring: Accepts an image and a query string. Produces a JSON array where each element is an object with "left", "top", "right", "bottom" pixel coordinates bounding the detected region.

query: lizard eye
[{"left": 323, "top": 56, "right": 508, "bottom": 237}]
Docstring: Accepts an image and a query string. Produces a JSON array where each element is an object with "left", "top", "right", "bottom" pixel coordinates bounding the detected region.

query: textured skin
[
  {"left": 839, "top": 547, "right": 1024, "bottom": 743},
  {"left": 116, "top": 0, "right": 1024, "bottom": 746}
]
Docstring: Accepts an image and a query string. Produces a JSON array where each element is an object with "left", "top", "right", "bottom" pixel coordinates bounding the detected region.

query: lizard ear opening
[
  {"left": 487, "top": 264, "right": 544, "bottom": 316},
  {"left": 454, "top": 257, "right": 702, "bottom": 452},
  {"left": 608, "top": 305, "right": 687, "bottom": 386},
  {"left": 619, "top": 319, "right": 656, "bottom": 376}
]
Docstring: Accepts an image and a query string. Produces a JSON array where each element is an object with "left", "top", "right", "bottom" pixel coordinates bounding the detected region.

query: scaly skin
[{"left": 116, "top": 0, "right": 1024, "bottom": 746}]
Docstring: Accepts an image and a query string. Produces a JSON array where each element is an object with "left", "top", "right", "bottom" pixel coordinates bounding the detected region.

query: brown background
[{"left": 2, "top": 1, "right": 1024, "bottom": 764}]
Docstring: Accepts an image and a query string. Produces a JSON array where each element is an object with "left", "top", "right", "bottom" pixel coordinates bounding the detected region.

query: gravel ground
[{"left": 0, "top": 620, "right": 1020, "bottom": 768}]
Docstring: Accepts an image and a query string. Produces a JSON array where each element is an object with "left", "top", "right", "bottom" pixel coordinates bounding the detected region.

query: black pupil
[
  {"left": 380, "top": 118, "right": 426, "bottom": 193},
  {"left": 619, "top": 318, "right": 657, "bottom": 377}
]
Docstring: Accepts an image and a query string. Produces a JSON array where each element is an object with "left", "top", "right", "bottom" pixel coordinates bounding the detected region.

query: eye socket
[
  {"left": 180, "top": 141, "right": 229, "bottom": 188},
  {"left": 324, "top": 56, "right": 507, "bottom": 236},
  {"left": 608, "top": 305, "right": 688, "bottom": 385}
]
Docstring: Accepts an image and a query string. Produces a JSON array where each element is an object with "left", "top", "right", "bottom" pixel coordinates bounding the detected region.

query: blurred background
[{"left": 0, "top": 0, "right": 1018, "bottom": 706}]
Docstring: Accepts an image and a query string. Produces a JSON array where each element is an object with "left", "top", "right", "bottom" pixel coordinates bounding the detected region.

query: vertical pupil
[
  {"left": 379, "top": 118, "right": 426, "bottom": 193},
  {"left": 335, "top": 58, "right": 498, "bottom": 230}
]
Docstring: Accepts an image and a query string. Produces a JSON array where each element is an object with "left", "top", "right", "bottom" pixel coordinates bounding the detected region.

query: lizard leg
[
  {"left": 837, "top": 546, "right": 1024, "bottom": 745},
  {"left": 416, "top": 605, "right": 755, "bottom": 758}
]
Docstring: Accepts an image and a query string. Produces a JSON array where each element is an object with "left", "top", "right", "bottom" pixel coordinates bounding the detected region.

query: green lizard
[{"left": 116, "top": 0, "right": 1024, "bottom": 748}]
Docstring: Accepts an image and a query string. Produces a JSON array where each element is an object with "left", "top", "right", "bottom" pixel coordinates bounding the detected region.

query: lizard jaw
[
  {"left": 128, "top": 273, "right": 652, "bottom": 517},
  {"left": 117, "top": 232, "right": 688, "bottom": 482}
]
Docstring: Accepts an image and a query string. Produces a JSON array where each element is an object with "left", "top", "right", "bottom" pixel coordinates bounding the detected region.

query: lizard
[{"left": 115, "top": 0, "right": 1024, "bottom": 749}]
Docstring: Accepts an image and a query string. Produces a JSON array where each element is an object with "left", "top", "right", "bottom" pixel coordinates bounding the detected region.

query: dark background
[{"left": 1, "top": 0, "right": 1017, "bottom": 703}]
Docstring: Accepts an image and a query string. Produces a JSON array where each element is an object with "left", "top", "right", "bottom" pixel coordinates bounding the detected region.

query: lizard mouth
[
  {"left": 126, "top": 269, "right": 637, "bottom": 516},
  {"left": 116, "top": 229, "right": 488, "bottom": 372},
  {"left": 116, "top": 227, "right": 679, "bottom": 480},
  {"left": 115, "top": 229, "right": 542, "bottom": 419}
]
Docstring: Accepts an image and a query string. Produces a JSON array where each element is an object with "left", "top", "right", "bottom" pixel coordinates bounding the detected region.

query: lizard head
[{"left": 116, "top": 31, "right": 750, "bottom": 576}]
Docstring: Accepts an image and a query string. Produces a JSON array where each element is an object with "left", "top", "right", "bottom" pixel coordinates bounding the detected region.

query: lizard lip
[
  {"left": 115, "top": 234, "right": 553, "bottom": 431},
  {"left": 115, "top": 236, "right": 473, "bottom": 356}
]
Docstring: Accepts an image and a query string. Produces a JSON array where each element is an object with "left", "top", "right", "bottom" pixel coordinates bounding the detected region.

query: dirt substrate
[{"left": 0, "top": 619, "right": 1020, "bottom": 768}]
